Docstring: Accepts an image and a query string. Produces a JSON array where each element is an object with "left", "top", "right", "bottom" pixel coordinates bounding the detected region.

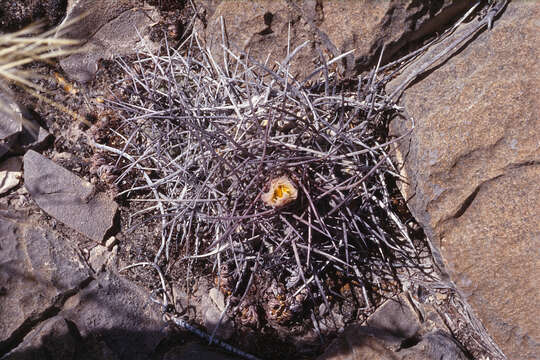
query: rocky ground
[{"left": 1, "top": 1, "right": 538, "bottom": 360}]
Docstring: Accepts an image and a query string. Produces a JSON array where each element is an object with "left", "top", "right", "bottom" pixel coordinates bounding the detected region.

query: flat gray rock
[
  {"left": 59, "top": 2, "right": 159, "bottom": 82},
  {"left": 0, "top": 213, "right": 92, "bottom": 353},
  {"left": 4, "top": 270, "right": 168, "bottom": 360},
  {"left": 59, "top": 270, "right": 166, "bottom": 360},
  {"left": 24, "top": 150, "right": 117, "bottom": 242}
]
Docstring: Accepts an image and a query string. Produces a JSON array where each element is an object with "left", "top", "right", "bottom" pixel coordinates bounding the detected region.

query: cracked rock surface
[
  {"left": 0, "top": 208, "right": 234, "bottom": 360},
  {"left": 197, "top": 0, "right": 471, "bottom": 78},
  {"left": 0, "top": 211, "right": 93, "bottom": 355},
  {"left": 59, "top": 0, "right": 160, "bottom": 82},
  {"left": 389, "top": 2, "right": 540, "bottom": 359}
]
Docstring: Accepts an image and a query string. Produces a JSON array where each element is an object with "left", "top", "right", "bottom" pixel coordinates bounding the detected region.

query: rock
[
  {"left": 408, "top": 330, "right": 469, "bottom": 360},
  {"left": 203, "top": 305, "right": 234, "bottom": 341},
  {"left": 0, "top": 91, "right": 23, "bottom": 158},
  {"left": 23, "top": 150, "right": 117, "bottom": 242},
  {"left": 58, "top": 0, "right": 133, "bottom": 42},
  {"left": 389, "top": 2, "right": 540, "bottom": 359},
  {"left": 57, "top": 270, "right": 166, "bottom": 360},
  {"left": 0, "top": 156, "right": 22, "bottom": 195},
  {"left": 2, "top": 248, "right": 167, "bottom": 359},
  {"left": 106, "top": 244, "right": 119, "bottom": 269},
  {"left": 0, "top": 91, "right": 53, "bottom": 158},
  {"left": 0, "top": 208, "right": 167, "bottom": 359},
  {"left": 19, "top": 125, "right": 53, "bottom": 152},
  {"left": 318, "top": 326, "right": 402, "bottom": 360},
  {"left": 209, "top": 287, "right": 226, "bottom": 311},
  {"left": 59, "top": 1, "right": 160, "bottom": 82},
  {"left": 0, "top": 213, "right": 92, "bottom": 354},
  {"left": 202, "top": 290, "right": 234, "bottom": 340},
  {"left": 317, "top": 294, "right": 468, "bottom": 360},
  {"left": 0, "top": 0, "right": 66, "bottom": 32},
  {"left": 365, "top": 294, "right": 421, "bottom": 341},
  {"left": 318, "top": 326, "right": 467, "bottom": 360},
  {"left": 198, "top": 0, "right": 471, "bottom": 78},
  {"left": 311, "top": 0, "right": 470, "bottom": 71},
  {"left": 105, "top": 236, "right": 118, "bottom": 250},
  {"left": 0, "top": 93, "right": 22, "bottom": 141},
  {"left": 88, "top": 244, "right": 108, "bottom": 273},
  {"left": 1, "top": 316, "right": 80, "bottom": 360}
]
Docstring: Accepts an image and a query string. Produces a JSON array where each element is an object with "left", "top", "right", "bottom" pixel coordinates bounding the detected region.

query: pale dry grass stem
[{"left": 0, "top": 18, "right": 87, "bottom": 128}]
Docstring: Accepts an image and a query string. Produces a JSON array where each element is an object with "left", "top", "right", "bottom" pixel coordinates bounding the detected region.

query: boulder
[
  {"left": 198, "top": 0, "right": 471, "bottom": 78},
  {"left": 389, "top": 2, "right": 540, "bottom": 359},
  {"left": 24, "top": 150, "right": 117, "bottom": 242},
  {"left": 59, "top": 0, "right": 160, "bottom": 82},
  {"left": 0, "top": 208, "right": 169, "bottom": 359}
]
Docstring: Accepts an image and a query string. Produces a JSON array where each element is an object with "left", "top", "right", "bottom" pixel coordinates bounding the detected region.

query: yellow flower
[{"left": 262, "top": 176, "right": 298, "bottom": 208}]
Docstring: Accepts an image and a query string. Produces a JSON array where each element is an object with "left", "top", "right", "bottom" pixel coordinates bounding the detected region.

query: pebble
[
  {"left": 105, "top": 236, "right": 117, "bottom": 250},
  {"left": 0, "top": 156, "right": 22, "bottom": 194}
]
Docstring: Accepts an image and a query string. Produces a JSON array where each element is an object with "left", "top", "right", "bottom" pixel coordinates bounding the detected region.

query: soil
[{"left": 0, "top": 0, "right": 67, "bottom": 32}]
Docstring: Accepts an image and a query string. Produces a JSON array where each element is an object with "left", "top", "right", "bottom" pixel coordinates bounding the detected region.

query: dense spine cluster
[{"left": 101, "top": 34, "right": 422, "bottom": 338}]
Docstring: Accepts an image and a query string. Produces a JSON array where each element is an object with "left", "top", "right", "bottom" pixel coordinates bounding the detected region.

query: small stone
[
  {"left": 0, "top": 93, "right": 22, "bottom": 141},
  {"left": 366, "top": 294, "right": 420, "bottom": 340},
  {"left": 0, "top": 156, "right": 22, "bottom": 194},
  {"left": 18, "top": 122, "right": 53, "bottom": 151},
  {"left": 202, "top": 288, "right": 234, "bottom": 340},
  {"left": 0, "top": 91, "right": 23, "bottom": 158},
  {"left": 209, "top": 287, "right": 226, "bottom": 311},
  {"left": 104, "top": 236, "right": 117, "bottom": 250},
  {"left": 203, "top": 306, "right": 234, "bottom": 340},
  {"left": 88, "top": 245, "right": 108, "bottom": 273},
  {"left": 106, "top": 244, "right": 118, "bottom": 270}
]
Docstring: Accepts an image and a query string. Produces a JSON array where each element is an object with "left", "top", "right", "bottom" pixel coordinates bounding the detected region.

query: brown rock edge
[{"left": 389, "top": 2, "right": 540, "bottom": 359}]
